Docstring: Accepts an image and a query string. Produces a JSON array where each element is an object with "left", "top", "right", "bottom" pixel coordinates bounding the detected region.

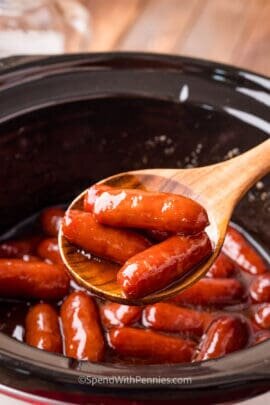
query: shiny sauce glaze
[
  {"left": 0, "top": 205, "right": 269, "bottom": 364},
  {"left": 64, "top": 185, "right": 212, "bottom": 299}
]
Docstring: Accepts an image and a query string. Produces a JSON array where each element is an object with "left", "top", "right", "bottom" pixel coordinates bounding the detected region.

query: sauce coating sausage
[
  {"left": 118, "top": 232, "right": 212, "bottom": 298},
  {"left": 250, "top": 274, "right": 270, "bottom": 303},
  {"left": 252, "top": 304, "right": 270, "bottom": 329},
  {"left": 37, "top": 238, "right": 62, "bottom": 264},
  {"left": 108, "top": 327, "right": 195, "bottom": 363},
  {"left": 83, "top": 184, "right": 111, "bottom": 212},
  {"left": 207, "top": 252, "right": 235, "bottom": 278},
  {"left": 86, "top": 185, "right": 209, "bottom": 234},
  {"left": 223, "top": 226, "right": 268, "bottom": 275},
  {"left": 61, "top": 291, "right": 105, "bottom": 362},
  {"left": 170, "top": 278, "right": 244, "bottom": 306},
  {"left": 195, "top": 315, "right": 250, "bottom": 361},
  {"left": 40, "top": 207, "right": 65, "bottom": 237},
  {"left": 100, "top": 303, "right": 142, "bottom": 328},
  {"left": 0, "top": 259, "right": 69, "bottom": 300},
  {"left": 25, "top": 303, "right": 62, "bottom": 353},
  {"left": 84, "top": 186, "right": 171, "bottom": 242},
  {"left": 143, "top": 303, "right": 214, "bottom": 336},
  {"left": 62, "top": 210, "right": 151, "bottom": 264}
]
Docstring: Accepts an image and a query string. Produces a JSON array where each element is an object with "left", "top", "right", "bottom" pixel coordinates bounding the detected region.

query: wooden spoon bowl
[{"left": 59, "top": 139, "right": 270, "bottom": 305}]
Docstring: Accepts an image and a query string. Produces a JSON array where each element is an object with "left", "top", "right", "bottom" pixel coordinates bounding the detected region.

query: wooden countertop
[{"left": 85, "top": 0, "right": 270, "bottom": 77}]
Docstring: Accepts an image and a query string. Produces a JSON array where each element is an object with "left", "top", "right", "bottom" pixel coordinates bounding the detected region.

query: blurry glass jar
[{"left": 0, "top": 0, "right": 91, "bottom": 56}]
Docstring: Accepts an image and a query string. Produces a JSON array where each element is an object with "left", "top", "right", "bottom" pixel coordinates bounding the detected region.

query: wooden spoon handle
[
  {"left": 214, "top": 138, "right": 270, "bottom": 205},
  {"left": 132, "top": 139, "right": 270, "bottom": 220}
]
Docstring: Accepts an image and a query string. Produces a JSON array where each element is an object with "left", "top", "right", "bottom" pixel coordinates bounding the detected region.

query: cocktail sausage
[
  {"left": 117, "top": 232, "right": 212, "bottom": 298},
  {"left": 86, "top": 185, "right": 209, "bottom": 234},
  {"left": 62, "top": 210, "right": 151, "bottom": 264},
  {"left": 0, "top": 259, "right": 69, "bottom": 300},
  {"left": 25, "top": 303, "right": 62, "bottom": 353},
  {"left": 108, "top": 327, "right": 195, "bottom": 363},
  {"left": 61, "top": 291, "right": 105, "bottom": 361}
]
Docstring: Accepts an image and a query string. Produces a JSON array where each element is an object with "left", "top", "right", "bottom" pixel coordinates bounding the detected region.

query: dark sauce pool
[{"left": 1, "top": 206, "right": 270, "bottom": 365}]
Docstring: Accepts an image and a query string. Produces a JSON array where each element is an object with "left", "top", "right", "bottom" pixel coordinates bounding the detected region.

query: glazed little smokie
[
  {"left": 63, "top": 186, "right": 212, "bottom": 298},
  {"left": 107, "top": 327, "right": 195, "bottom": 363},
  {"left": 0, "top": 259, "right": 69, "bottom": 300},
  {"left": 40, "top": 207, "right": 65, "bottom": 237},
  {"left": 100, "top": 302, "right": 142, "bottom": 328},
  {"left": 62, "top": 209, "right": 151, "bottom": 264},
  {"left": 25, "top": 303, "right": 62, "bottom": 353},
  {"left": 142, "top": 303, "right": 214, "bottom": 336},
  {"left": 60, "top": 291, "right": 105, "bottom": 362},
  {"left": 223, "top": 225, "right": 268, "bottom": 275},
  {"left": 37, "top": 238, "right": 62, "bottom": 264},
  {"left": 195, "top": 315, "right": 250, "bottom": 361},
  {"left": 206, "top": 252, "right": 235, "bottom": 278},
  {"left": 117, "top": 233, "right": 212, "bottom": 298},
  {"left": 169, "top": 278, "right": 245, "bottom": 306},
  {"left": 0, "top": 205, "right": 269, "bottom": 365},
  {"left": 84, "top": 185, "right": 209, "bottom": 234}
]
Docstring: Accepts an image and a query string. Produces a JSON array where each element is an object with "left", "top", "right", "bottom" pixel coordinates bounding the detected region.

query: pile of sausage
[
  {"left": 0, "top": 201, "right": 269, "bottom": 364},
  {"left": 63, "top": 185, "right": 212, "bottom": 298}
]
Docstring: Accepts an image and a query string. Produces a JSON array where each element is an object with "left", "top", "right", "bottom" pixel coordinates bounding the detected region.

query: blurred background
[{"left": 0, "top": 0, "right": 269, "bottom": 76}]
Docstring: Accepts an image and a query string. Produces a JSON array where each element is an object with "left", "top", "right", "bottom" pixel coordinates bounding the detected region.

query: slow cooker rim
[{"left": 1, "top": 51, "right": 270, "bottom": 81}]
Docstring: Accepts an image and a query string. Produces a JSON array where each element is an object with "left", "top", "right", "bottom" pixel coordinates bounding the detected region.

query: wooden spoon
[{"left": 59, "top": 139, "right": 270, "bottom": 305}]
